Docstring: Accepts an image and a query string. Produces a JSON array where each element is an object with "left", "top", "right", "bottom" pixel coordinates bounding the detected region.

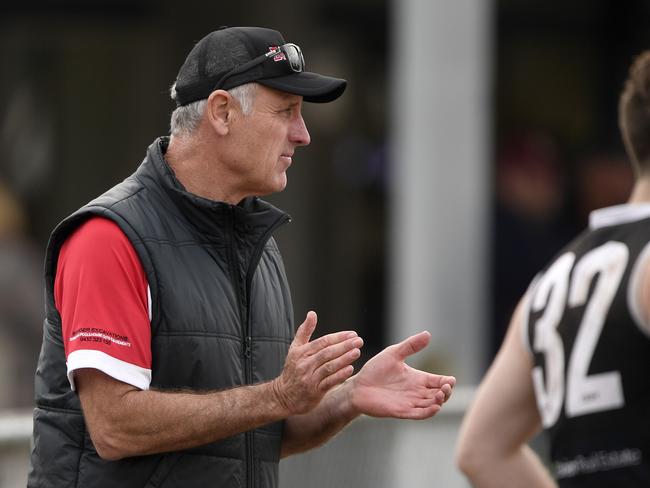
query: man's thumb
[
  {"left": 394, "top": 330, "right": 430, "bottom": 359},
  {"left": 294, "top": 311, "right": 318, "bottom": 346}
]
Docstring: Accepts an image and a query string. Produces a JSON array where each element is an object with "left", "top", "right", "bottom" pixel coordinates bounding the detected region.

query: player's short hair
[
  {"left": 619, "top": 51, "right": 650, "bottom": 175},
  {"left": 169, "top": 82, "right": 257, "bottom": 137}
]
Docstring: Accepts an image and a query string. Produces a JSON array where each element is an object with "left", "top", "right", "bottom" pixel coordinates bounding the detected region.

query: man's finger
[
  {"left": 318, "top": 365, "right": 355, "bottom": 392},
  {"left": 407, "top": 404, "right": 442, "bottom": 420},
  {"left": 293, "top": 311, "right": 318, "bottom": 347},
  {"left": 393, "top": 331, "right": 431, "bottom": 360},
  {"left": 426, "top": 374, "right": 457, "bottom": 389},
  {"left": 303, "top": 330, "right": 359, "bottom": 356},
  {"left": 411, "top": 391, "right": 445, "bottom": 408},
  {"left": 443, "top": 375, "right": 457, "bottom": 388},
  {"left": 309, "top": 336, "right": 363, "bottom": 367},
  {"left": 441, "top": 383, "right": 453, "bottom": 402},
  {"left": 315, "top": 345, "right": 361, "bottom": 383}
]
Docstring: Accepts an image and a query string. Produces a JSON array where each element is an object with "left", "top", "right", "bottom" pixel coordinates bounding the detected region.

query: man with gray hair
[{"left": 28, "top": 26, "right": 456, "bottom": 488}]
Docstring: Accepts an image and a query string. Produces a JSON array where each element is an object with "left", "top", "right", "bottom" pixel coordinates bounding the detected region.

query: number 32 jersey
[{"left": 523, "top": 204, "right": 650, "bottom": 487}]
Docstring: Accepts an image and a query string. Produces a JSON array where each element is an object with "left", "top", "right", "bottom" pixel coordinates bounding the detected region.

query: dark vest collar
[{"left": 138, "top": 137, "right": 291, "bottom": 243}]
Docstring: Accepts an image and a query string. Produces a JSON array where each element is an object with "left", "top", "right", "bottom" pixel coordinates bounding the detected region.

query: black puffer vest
[{"left": 28, "top": 137, "right": 294, "bottom": 488}]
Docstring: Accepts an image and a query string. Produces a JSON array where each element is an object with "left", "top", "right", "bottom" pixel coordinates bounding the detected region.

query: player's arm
[
  {"left": 631, "top": 243, "right": 650, "bottom": 333},
  {"left": 77, "top": 311, "right": 363, "bottom": 460},
  {"left": 281, "top": 330, "right": 456, "bottom": 457},
  {"left": 456, "top": 296, "right": 556, "bottom": 488}
]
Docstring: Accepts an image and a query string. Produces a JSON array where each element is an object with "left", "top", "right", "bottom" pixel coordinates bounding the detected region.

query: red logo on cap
[{"left": 268, "top": 46, "right": 286, "bottom": 62}]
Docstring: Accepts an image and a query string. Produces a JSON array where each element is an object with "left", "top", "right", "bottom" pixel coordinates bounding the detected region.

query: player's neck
[{"left": 628, "top": 177, "right": 650, "bottom": 204}]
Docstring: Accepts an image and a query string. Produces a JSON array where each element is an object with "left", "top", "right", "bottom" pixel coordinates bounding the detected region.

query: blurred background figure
[
  {"left": 491, "top": 139, "right": 635, "bottom": 358},
  {"left": 0, "top": 180, "right": 43, "bottom": 409},
  {"left": 0, "top": 78, "right": 51, "bottom": 410},
  {"left": 574, "top": 149, "right": 634, "bottom": 226},
  {"left": 491, "top": 129, "right": 576, "bottom": 356}
]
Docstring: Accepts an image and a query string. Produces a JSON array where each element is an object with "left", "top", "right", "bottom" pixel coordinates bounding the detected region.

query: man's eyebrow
[
  {"left": 275, "top": 100, "right": 300, "bottom": 111},
  {"left": 277, "top": 90, "right": 296, "bottom": 99},
  {"left": 275, "top": 91, "right": 302, "bottom": 103}
]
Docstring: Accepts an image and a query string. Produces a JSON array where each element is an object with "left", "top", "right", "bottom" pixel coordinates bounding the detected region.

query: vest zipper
[
  {"left": 244, "top": 335, "right": 252, "bottom": 358},
  {"left": 244, "top": 212, "right": 290, "bottom": 488},
  {"left": 225, "top": 207, "right": 254, "bottom": 488},
  {"left": 244, "top": 332, "right": 253, "bottom": 488}
]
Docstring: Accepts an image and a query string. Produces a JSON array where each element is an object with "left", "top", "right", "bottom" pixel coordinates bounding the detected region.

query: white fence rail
[{"left": 0, "top": 410, "right": 32, "bottom": 488}]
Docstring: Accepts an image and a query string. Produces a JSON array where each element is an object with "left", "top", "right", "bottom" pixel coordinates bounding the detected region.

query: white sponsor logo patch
[{"left": 69, "top": 328, "right": 132, "bottom": 347}]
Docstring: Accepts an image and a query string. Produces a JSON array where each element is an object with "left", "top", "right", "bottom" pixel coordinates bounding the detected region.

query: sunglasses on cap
[{"left": 214, "top": 43, "right": 305, "bottom": 91}]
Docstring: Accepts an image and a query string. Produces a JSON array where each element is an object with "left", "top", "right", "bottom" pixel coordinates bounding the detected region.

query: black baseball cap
[{"left": 173, "top": 26, "right": 347, "bottom": 107}]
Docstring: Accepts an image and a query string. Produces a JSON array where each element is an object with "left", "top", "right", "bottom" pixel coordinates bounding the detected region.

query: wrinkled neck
[{"left": 165, "top": 134, "right": 244, "bottom": 204}]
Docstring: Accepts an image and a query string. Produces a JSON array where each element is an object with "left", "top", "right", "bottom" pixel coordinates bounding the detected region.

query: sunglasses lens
[{"left": 284, "top": 45, "right": 304, "bottom": 72}]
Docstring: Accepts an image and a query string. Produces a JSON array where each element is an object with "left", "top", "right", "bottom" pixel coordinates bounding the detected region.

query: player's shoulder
[{"left": 588, "top": 204, "right": 650, "bottom": 241}]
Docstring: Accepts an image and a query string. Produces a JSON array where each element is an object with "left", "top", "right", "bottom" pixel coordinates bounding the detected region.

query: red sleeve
[{"left": 55, "top": 216, "right": 152, "bottom": 391}]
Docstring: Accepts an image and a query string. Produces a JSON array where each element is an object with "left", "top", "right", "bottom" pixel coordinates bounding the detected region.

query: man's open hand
[
  {"left": 272, "top": 311, "right": 363, "bottom": 415},
  {"left": 348, "top": 331, "right": 456, "bottom": 419}
]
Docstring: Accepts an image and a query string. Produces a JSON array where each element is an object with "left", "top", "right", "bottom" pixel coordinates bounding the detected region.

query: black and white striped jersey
[{"left": 524, "top": 204, "right": 650, "bottom": 487}]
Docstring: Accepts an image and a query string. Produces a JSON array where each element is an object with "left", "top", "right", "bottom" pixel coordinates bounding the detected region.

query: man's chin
[
  {"left": 256, "top": 179, "right": 287, "bottom": 197},
  {"left": 274, "top": 175, "right": 288, "bottom": 193}
]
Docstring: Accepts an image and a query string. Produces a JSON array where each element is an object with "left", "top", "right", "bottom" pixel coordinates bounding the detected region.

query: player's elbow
[
  {"left": 456, "top": 435, "right": 491, "bottom": 480},
  {"left": 456, "top": 441, "right": 476, "bottom": 477}
]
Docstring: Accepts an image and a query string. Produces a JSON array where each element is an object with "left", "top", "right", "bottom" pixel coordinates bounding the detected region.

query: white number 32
[{"left": 529, "top": 241, "right": 627, "bottom": 428}]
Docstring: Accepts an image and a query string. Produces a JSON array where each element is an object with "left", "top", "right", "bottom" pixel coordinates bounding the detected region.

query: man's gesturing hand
[
  {"left": 272, "top": 311, "right": 363, "bottom": 415},
  {"left": 348, "top": 331, "right": 456, "bottom": 419}
]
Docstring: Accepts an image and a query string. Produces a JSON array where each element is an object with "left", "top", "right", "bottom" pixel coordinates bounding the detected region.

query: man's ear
[{"left": 206, "top": 90, "right": 232, "bottom": 136}]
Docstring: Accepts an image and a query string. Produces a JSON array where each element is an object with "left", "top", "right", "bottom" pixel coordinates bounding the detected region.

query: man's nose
[{"left": 290, "top": 114, "right": 311, "bottom": 147}]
